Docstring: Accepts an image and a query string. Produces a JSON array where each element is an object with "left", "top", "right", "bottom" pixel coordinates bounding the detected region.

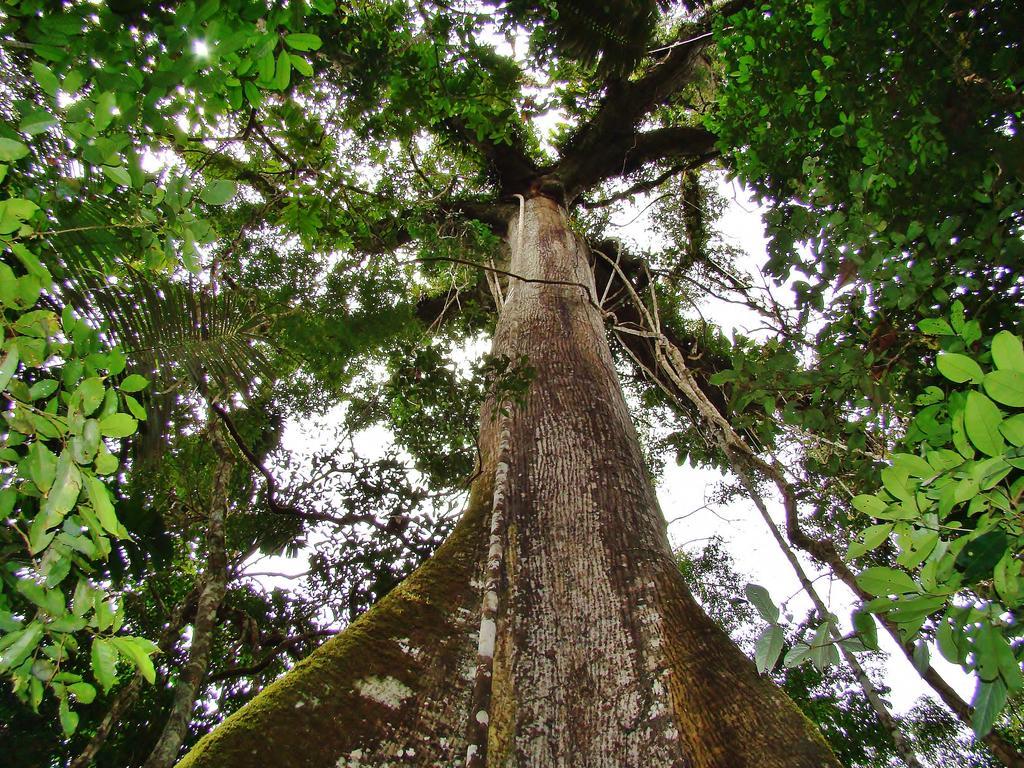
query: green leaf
[
  {"left": 851, "top": 494, "right": 887, "bottom": 518},
  {"left": 102, "top": 165, "right": 132, "bottom": 188},
  {"left": 86, "top": 475, "right": 120, "bottom": 536},
  {"left": 881, "top": 466, "right": 913, "bottom": 502},
  {"left": 754, "top": 625, "right": 785, "bottom": 673},
  {"left": 94, "top": 448, "right": 119, "bottom": 476},
  {"left": 991, "top": 331, "right": 1024, "bottom": 372},
  {"left": 13, "top": 578, "right": 63, "bottom": 616},
  {"left": 71, "top": 418, "right": 101, "bottom": 465},
  {"left": 63, "top": 69, "right": 84, "bottom": 93},
  {"left": 936, "top": 352, "right": 984, "bottom": 384},
  {"left": 59, "top": 695, "right": 79, "bottom": 736},
  {"left": 0, "top": 137, "right": 30, "bottom": 162},
  {"left": 290, "top": 54, "right": 313, "bottom": 77},
  {"left": 856, "top": 566, "right": 919, "bottom": 596},
  {"left": 40, "top": 451, "right": 82, "bottom": 536},
  {"left": 90, "top": 638, "right": 118, "bottom": 692},
  {"left": 243, "top": 80, "right": 263, "bottom": 108},
  {"left": 965, "top": 391, "right": 1005, "bottom": 457},
  {"left": 852, "top": 609, "right": 879, "bottom": 651},
  {"left": 0, "top": 622, "right": 44, "bottom": 670},
  {"left": 29, "top": 378, "right": 59, "bottom": 400},
  {"left": 28, "top": 511, "right": 56, "bottom": 555},
  {"left": 1000, "top": 414, "right": 1024, "bottom": 446},
  {"left": 94, "top": 91, "right": 116, "bottom": 131},
  {"left": 284, "top": 33, "right": 322, "bottom": 51},
  {"left": 119, "top": 374, "right": 149, "bottom": 392},
  {"left": 110, "top": 637, "right": 156, "bottom": 683},
  {"left": 912, "top": 640, "right": 930, "bottom": 675},
  {"left": 892, "top": 453, "right": 935, "bottom": 478},
  {"left": 847, "top": 523, "right": 892, "bottom": 559},
  {"left": 98, "top": 413, "right": 138, "bottom": 438},
  {"left": 972, "top": 678, "right": 1007, "bottom": 738},
  {"left": 0, "top": 344, "right": 19, "bottom": 392},
  {"left": 937, "top": 619, "right": 964, "bottom": 664},
  {"left": 994, "top": 551, "right": 1022, "bottom": 603},
  {"left": 76, "top": 377, "right": 105, "bottom": 416},
  {"left": 124, "top": 394, "right": 147, "bottom": 421},
  {"left": 28, "top": 441, "right": 58, "bottom": 493},
  {"left": 20, "top": 109, "right": 58, "bottom": 135},
  {"left": 68, "top": 681, "right": 96, "bottom": 704},
  {"left": 983, "top": 370, "right": 1024, "bottom": 407},
  {"left": 744, "top": 583, "right": 779, "bottom": 623},
  {"left": 955, "top": 530, "right": 1008, "bottom": 583},
  {"left": 31, "top": 61, "right": 60, "bottom": 97},
  {"left": 918, "top": 318, "right": 953, "bottom": 335},
  {"left": 200, "top": 179, "right": 237, "bottom": 206},
  {"left": 273, "top": 50, "right": 291, "bottom": 91},
  {"left": 784, "top": 643, "right": 811, "bottom": 668},
  {"left": 0, "top": 197, "right": 40, "bottom": 233}
]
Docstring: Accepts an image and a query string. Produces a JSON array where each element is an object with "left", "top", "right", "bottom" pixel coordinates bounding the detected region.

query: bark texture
[
  {"left": 143, "top": 428, "right": 233, "bottom": 768},
  {"left": 178, "top": 196, "right": 838, "bottom": 767}
]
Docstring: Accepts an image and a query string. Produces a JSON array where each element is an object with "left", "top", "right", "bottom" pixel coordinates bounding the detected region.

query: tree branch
[{"left": 205, "top": 630, "right": 339, "bottom": 684}]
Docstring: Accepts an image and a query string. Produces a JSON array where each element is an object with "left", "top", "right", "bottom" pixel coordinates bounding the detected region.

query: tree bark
[
  {"left": 177, "top": 196, "right": 838, "bottom": 767},
  {"left": 143, "top": 427, "right": 233, "bottom": 768}
]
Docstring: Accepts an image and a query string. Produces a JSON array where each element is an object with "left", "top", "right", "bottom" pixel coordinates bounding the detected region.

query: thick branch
[
  {"left": 443, "top": 116, "right": 539, "bottom": 194},
  {"left": 561, "top": 126, "right": 718, "bottom": 202}
]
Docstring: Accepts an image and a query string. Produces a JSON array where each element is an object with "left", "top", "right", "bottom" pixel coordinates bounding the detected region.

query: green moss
[{"left": 178, "top": 480, "right": 492, "bottom": 768}]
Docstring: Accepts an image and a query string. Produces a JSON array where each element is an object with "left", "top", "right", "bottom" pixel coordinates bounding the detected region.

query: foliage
[
  {"left": 0, "top": 207, "right": 157, "bottom": 732},
  {"left": 848, "top": 319, "right": 1024, "bottom": 736},
  {"left": 0, "top": 0, "right": 1021, "bottom": 762},
  {"left": 710, "top": 0, "right": 1023, "bottom": 740}
]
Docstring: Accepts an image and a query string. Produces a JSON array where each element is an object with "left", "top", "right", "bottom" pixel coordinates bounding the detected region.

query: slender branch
[
  {"left": 205, "top": 630, "right": 338, "bottom": 684},
  {"left": 732, "top": 466, "right": 924, "bottom": 768},
  {"left": 206, "top": 399, "right": 360, "bottom": 528},
  {"left": 598, "top": 245, "right": 1024, "bottom": 766},
  {"left": 68, "top": 586, "right": 200, "bottom": 768},
  {"left": 581, "top": 162, "right": 692, "bottom": 210}
]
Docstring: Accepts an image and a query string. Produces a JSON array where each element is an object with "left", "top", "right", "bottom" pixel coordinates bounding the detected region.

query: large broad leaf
[
  {"left": 991, "top": 331, "right": 1024, "bottom": 372},
  {"left": 200, "top": 179, "right": 237, "bottom": 206},
  {"left": 754, "top": 625, "right": 785, "bottom": 673},
  {"left": 90, "top": 637, "right": 118, "bottom": 692},
  {"left": 964, "top": 391, "right": 1005, "bottom": 457},
  {"left": 936, "top": 352, "right": 984, "bottom": 384},
  {"left": 744, "top": 583, "right": 779, "bottom": 623},
  {"left": 984, "top": 370, "right": 1024, "bottom": 407},
  {"left": 972, "top": 678, "right": 1008, "bottom": 737},
  {"left": 856, "top": 566, "right": 919, "bottom": 596},
  {"left": 955, "top": 530, "right": 1008, "bottom": 583}
]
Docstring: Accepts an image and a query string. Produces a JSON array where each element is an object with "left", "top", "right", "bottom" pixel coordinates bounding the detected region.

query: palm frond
[{"left": 42, "top": 198, "right": 283, "bottom": 457}]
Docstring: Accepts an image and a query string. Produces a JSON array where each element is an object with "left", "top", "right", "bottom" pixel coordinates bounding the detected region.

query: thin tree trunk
[
  {"left": 142, "top": 427, "right": 233, "bottom": 768},
  {"left": 69, "top": 587, "right": 199, "bottom": 768},
  {"left": 178, "top": 195, "right": 839, "bottom": 767}
]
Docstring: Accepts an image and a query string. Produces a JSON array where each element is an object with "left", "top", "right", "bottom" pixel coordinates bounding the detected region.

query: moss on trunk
[{"left": 177, "top": 478, "right": 492, "bottom": 768}]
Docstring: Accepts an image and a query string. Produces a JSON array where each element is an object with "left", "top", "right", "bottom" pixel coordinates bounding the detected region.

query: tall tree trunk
[
  {"left": 143, "top": 427, "right": 233, "bottom": 768},
  {"left": 177, "top": 196, "right": 838, "bottom": 767}
]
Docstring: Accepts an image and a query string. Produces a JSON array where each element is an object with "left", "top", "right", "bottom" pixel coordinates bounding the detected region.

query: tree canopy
[{"left": 0, "top": 0, "right": 1021, "bottom": 765}]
